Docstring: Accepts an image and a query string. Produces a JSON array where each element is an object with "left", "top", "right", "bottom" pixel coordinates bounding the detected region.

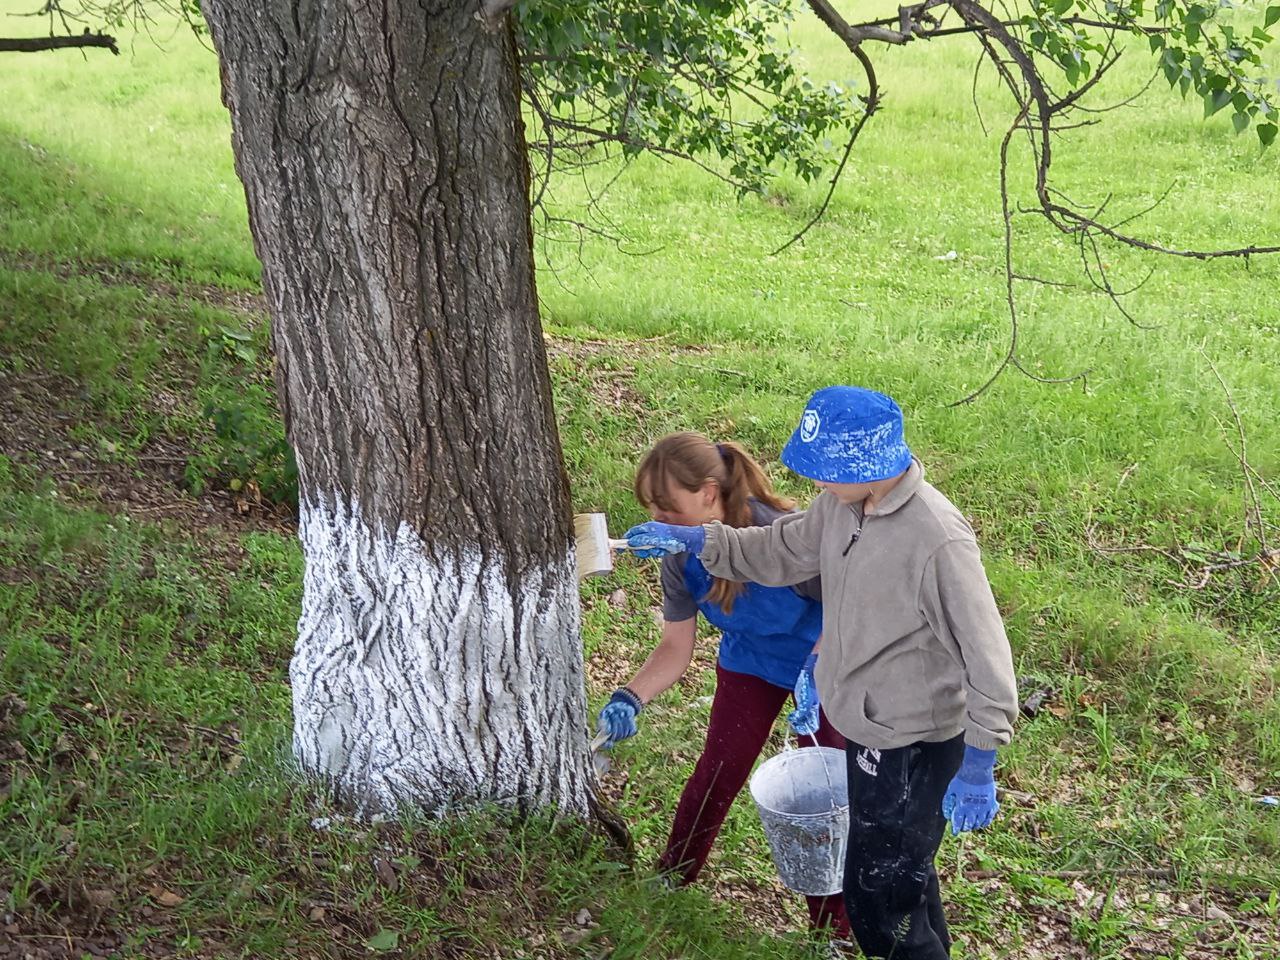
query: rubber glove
[
  {"left": 787, "top": 653, "right": 820, "bottom": 736},
  {"left": 941, "top": 745, "right": 1000, "bottom": 834},
  {"left": 596, "top": 687, "right": 644, "bottom": 746},
  {"left": 623, "top": 521, "right": 706, "bottom": 559}
]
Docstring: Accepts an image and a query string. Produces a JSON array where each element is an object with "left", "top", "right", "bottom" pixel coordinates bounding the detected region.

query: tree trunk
[{"left": 203, "top": 0, "right": 593, "bottom": 814}]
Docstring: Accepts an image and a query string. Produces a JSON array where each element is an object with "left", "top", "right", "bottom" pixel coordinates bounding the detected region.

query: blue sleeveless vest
[{"left": 682, "top": 553, "right": 822, "bottom": 689}]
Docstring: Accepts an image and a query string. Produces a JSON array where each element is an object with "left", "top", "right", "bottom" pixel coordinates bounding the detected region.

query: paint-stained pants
[
  {"left": 657, "top": 664, "right": 851, "bottom": 939},
  {"left": 842, "top": 734, "right": 966, "bottom": 959}
]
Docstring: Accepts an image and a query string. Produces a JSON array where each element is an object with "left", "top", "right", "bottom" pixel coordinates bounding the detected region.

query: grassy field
[{"left": 2, "top": 0, "right": 1279, "bottom": 957}]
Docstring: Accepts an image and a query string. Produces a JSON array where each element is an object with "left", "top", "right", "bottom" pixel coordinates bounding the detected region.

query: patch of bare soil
[
  {"left": 1, "top": 250, "right": 290, "bottom": 549},
  {"left": 0, "top": 367, "right": 294, "bottom": 547},
  {"left": 545, "top": 331, "right": 730, "bottom": 423}
]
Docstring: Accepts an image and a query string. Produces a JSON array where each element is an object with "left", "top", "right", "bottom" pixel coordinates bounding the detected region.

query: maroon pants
[{"left": 657, "top": 663, "right": 851, "bottom": 939}]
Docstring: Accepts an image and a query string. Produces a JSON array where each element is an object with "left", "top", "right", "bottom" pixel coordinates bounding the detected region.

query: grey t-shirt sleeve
[
  {"left": 749, "top": 501, "right": 822, "bottom": 602},
  {"left": 661, "top": 554, "right": 698, "bottom": 622},
  {"left": 794, "top": 575, "right": 823, "bottom": 602}
]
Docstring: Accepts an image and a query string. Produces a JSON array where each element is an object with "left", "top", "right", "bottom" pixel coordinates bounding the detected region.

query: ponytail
[
  {"left": 705, "top": 442, "right": 793, "bottom": 613},
  {"left": 713, "top": 441, "right": 794, "bottom": 527},
  {"left": 634, "top": 433, "right": 793, "bottom": 615}
]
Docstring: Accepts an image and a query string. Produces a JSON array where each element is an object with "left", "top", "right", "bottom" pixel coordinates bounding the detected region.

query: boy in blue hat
[{"left": 624, "top": 386, "right": 1018, "bottom": 960}]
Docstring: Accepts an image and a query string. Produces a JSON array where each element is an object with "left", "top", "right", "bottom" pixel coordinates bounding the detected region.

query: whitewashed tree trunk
[{"left": 203, "top": 0, "right": 594, "bottom": 814}]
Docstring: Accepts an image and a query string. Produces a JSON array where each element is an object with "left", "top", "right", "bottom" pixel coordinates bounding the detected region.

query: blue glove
[
  {"left": 787, "top": 653, "right": 820, "bottom": 736},
  {"left": 623, "top": 522, "right": 706, "bottom": 559},
  {"left": 597, "top": 687, "right": 644, "bottom": 746},
  {"left": 942, "top": 745, "right": 1000, "bottom": 834}
]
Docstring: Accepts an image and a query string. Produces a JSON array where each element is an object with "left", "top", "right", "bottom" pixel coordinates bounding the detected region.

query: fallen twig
[{"left": 965, "top": 866, "right": 1177, "bottom": 881}]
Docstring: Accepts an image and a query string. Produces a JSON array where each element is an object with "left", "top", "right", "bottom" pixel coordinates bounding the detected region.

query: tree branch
[
  {"left": 808, "top": 0, "right": 950, "bottom": 48},
  {"left": 1043, "top": 203, "right": 1280, "bottom": 259},
  {"left": 771, "top": 46, "right": 880, "bottom": 255},
  {"left": 0, "top": 30, "right": 118, "bottom": 54}
]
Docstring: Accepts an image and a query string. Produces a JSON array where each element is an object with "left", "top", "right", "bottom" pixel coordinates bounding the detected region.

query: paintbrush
[
  {"left": 574, "top": 512, "right": 631, "bottom": 580},
  {"left": 589, "top": 729, "right": 612, "bottom": 776}
]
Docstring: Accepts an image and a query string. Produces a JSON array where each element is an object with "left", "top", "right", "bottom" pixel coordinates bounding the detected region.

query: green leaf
[
  {"left": 366, "top": 930, "right": 400, "bottom": 952},
  {"left": 1204, "top": 89, "right": 1232, "bottom": 116},
  {"left": 1232, "top": 111, "right": 1250, "bottom": 133},
  {"left": 1266, "top": 5, "right": 1280, "bottom": 28},
  {"left": 1258, "top": 122, "right": 1278, "bottom": 146}
]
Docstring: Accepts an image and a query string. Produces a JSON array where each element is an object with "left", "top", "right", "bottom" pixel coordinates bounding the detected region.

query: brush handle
[{"left": 608, "top": 539, "right": 632, "bottom": 551}]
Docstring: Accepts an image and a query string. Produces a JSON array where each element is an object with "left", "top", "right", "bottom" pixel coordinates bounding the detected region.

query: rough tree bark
[{"left": 202, "top": 0, "right": 594, "bottom": 814}]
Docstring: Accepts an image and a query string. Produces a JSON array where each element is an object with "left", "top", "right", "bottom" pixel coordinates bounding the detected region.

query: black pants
[{"left": 842, "top": 734, "right": 965, "bottom": 959}]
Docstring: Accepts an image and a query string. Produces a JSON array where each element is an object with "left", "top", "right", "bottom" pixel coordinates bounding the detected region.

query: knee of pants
[
  {"left": 846, "top": 852, "right": 932, "bottom": 916},
  {"left": 689, "top": 752, "right": 754, "bottom": 795}
]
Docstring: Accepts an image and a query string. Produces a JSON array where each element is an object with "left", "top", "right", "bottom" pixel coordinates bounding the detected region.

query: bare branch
[
  {"left": 1044, "top": 204, "right": 1280, "bottom": 259},
  {"left": 1048, "top": 46, "right": 1125, "bottom": 117},
  {"left": 950, "top": 108, "right": 1029, "bottom": 406},
  {"left": 1085, "top": 520, "right": 1192, "bottom": 569},
  {"left": 1011, "top": 356, "right": 1090, "bottom": 387},
  {"left": 971, "top": 48, "right": 990, "bottom": 136},
  {"left": 771, "top": 47, "right": 880, "bottom": 255},
  {"left": 1011, "top": 273, "right": 1076, "bottom": 288},
  {"left": 1078, "top": 233, "right": 1159, "bottom": 329},
  {"left": 835, "top": 10, "right": 1168, "bottom": 45},
  {"left": 1072, "top": 66, "right": 1161, "bottom": 115},
  {"left": 1106, "top": 180, "right": 1178, "bottom": 232},
  {"left": 0, "top": 29, "right": 118, "bottom": 54}
]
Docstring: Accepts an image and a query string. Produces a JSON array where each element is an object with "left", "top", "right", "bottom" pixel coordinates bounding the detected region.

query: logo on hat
[{"left": 799, "top": 408, "right": 820, "bottom": 443}]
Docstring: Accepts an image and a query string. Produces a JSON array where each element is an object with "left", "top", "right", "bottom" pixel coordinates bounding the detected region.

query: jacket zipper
[
  {"left": 832, "top": 505, "right": 863, "bottom": 676},
  {"left": 842, "top": 506, "right": 866, "bottom": 557}
]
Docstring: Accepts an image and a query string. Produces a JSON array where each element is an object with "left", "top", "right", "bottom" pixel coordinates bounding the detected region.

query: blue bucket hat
[{"left": 780, "top": 386, "right": 913, "bottom": 483}]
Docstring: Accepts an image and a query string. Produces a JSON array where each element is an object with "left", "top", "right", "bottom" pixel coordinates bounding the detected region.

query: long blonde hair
[{"left": 634, "top": 432, "right": 792, "bottom": 614}]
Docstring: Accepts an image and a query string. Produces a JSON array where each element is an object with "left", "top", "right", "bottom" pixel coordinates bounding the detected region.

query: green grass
[
  {"left": 2, "top": 0, "right": 1280, "bottom": 956},
  {"left": 0, "top": 460, "right": 806, "bottom": 959}
]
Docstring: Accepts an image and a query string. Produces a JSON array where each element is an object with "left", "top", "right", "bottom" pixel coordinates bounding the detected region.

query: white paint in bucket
[{"left": 749, "top": 747, "right": 849, "bottom": 896}]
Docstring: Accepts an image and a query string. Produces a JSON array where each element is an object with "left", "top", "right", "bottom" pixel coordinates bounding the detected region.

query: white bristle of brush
[{"left": 574, "top": 513, "right": 620, "bottom": 580}]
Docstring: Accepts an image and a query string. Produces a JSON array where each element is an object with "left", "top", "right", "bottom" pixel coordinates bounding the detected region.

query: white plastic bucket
[{"left": 748, "top": 746, "right": 849, "bottom": 896}]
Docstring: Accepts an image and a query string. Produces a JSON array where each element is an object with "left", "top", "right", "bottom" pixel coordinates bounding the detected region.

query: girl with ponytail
[{"left": 596, "top": 431, "right": 850, "bottom": 942}]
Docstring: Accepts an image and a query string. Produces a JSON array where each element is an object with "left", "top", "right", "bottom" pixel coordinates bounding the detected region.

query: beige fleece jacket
[{"left": 700, "top": 460, "right": 1017, "bottom": 751}]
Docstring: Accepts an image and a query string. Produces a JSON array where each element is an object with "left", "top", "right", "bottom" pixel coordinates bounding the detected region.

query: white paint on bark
[{"left": 291, "top": 495, "right": 592, "bottom": 815}]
